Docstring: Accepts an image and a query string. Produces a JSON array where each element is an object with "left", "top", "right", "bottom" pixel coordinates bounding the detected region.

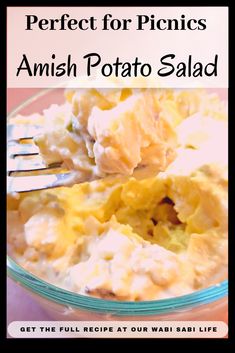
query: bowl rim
[
  {"left": 7, "top": 256, "right": 228, "bottom": 316},
  {"left": 7, "top": 88, "right": 228, "bottom": 316}
]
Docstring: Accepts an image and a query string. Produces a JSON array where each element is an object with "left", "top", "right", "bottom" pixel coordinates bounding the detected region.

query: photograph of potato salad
[{"left": 7, "top": 88, "right": 228, "bottom": 301}]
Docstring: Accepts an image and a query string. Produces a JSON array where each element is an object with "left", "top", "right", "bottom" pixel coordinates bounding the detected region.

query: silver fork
[{"left": 7, "top": 124, "right": 73, "bottom": 193}]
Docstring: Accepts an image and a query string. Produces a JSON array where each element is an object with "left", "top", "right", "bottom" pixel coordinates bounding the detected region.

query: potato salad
[{"left": 7, "top": 88, "right": 228, "bottom": 301}]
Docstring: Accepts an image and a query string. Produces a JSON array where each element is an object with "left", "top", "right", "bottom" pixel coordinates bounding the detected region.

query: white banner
[
  {"left": 7, "top": 7, "right": 228, "bottom": 88},
  {"left": 8, "top": 321, "right": 228, "bottom": 338}
]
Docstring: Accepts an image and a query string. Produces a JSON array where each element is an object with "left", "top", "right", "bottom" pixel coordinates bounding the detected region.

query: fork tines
[{"left": 7, "top": 124, "right": 70, "bottom": 193}]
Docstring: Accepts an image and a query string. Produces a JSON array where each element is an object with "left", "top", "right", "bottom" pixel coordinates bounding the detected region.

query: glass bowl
[{"left": 7, "top": 88, "right": 228, "bottom": 322}]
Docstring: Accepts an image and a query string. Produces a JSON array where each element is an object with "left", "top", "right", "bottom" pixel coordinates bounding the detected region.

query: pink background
[{"left": 7, "top": 89, "right": 55, "bottom": 331}]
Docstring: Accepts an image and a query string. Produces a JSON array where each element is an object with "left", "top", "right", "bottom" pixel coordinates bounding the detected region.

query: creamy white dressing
[{"left": 7, "top": 88, "right": 228, "bottom": 301}]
